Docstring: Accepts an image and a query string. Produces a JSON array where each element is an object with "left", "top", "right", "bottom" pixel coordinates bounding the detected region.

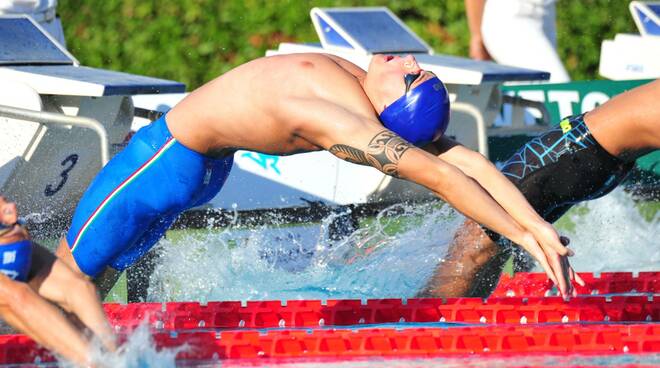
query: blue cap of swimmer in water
[{"left": 379, "top": 71, "right": 450, "bottom": 146}]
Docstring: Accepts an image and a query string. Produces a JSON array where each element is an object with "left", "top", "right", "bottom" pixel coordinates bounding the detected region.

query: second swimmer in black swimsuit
[{"left": 419, "top": 79, "right": 660, "bottom": 298}]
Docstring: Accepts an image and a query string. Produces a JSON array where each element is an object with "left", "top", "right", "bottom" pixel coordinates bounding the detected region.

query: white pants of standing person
[
  {"left": 0, "top": 0, "right": 65, "bottom": 46},
  {"left": 481, "top": 0, "right": 570, "bottom": 83}
]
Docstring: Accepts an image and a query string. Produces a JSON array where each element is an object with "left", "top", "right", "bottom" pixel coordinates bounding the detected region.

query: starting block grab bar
[{"left": 0, "top": 104, "right": 109, "bottom": 165}]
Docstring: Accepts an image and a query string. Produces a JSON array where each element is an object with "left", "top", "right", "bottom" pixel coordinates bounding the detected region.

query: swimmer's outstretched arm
[
  {"left": 296, "top": 101, "right": 571, "bottom": 294},
  {"left": 424, "top": 137, "right": 584, "bottom": 295}
]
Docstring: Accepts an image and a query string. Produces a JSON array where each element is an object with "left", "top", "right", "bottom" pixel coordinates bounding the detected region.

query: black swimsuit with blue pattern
[
  {"left": 499, "top": 114, "right": 634, "bottom": 224},
  {"left": 470, "top": 114, "right": 635, "bottom": 285}
]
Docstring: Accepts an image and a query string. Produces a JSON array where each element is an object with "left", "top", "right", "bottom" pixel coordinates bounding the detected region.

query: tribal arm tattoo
[{"left": 329, "top": 130, "right": 412, "bottom": 177}]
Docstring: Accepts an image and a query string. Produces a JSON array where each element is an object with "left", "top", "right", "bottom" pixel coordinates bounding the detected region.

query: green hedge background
[{"left": 58, "top": 0, "right": 636, "bottom": 89}]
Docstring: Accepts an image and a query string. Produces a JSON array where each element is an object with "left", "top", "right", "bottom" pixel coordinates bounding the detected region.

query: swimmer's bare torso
[{"left": 166, "top": 53, "right": 373, "bottom": 157}]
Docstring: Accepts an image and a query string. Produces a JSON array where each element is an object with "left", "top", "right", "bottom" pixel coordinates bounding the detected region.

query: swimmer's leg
[
  {"left": 59, "top": 116, "right": 233, "bottom": 300},
  {"left": 32, "top": 242, "right": 115, "bottom": 351},
  {"left": 60, "top": 115, "right": 230, "bottom": 278},
  {"left": 417, "top": 219, "right": 508, "bottom": 298},
  {"left": 0, "top": 273, "right": 92, "bottom": 366},
  {"left": 585, "top": 79, "right": 660, "bottom": 160},
  {"left": 66, "top": 213, "right": 177, "bottom": 299},
  {"left": 59, "top": 213, "right": 175, "bottom": 299},
  {"left": 106, "top": 215, "right": 176, "bottom": 299}
]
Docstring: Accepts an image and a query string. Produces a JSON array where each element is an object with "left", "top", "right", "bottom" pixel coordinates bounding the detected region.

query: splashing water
[
  {"left": 148, "top": 188, "right": 658, "bottom": 302},
  {"left": 556, "top": 187, "right": 659, "bottom": 272},
  {"left": 148, "top": 202, "right": 462, "bottom": 301},
  {"left": 57, "top": 323, "right": 182, "bottom": 368}
]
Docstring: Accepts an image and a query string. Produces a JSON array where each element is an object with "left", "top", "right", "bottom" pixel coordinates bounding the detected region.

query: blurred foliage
[{"left": 58, "top": 0, "right": 637, "bottom": 89}]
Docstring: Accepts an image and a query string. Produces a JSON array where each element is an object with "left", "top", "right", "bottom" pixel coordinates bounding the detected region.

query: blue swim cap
[{"left": 379, "top": 76, "right": 450, "bottom": 146}]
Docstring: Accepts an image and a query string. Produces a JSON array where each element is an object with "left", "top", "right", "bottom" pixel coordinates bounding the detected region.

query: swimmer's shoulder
[
  {"left": 299, "top": 53, "right": 365, "bottom": 79},
  {"left": 262, "top": 53, "right": 364, "bottom": 77}
]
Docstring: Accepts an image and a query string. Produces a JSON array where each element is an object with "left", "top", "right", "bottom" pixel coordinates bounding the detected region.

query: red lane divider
[
  {"left": 103, "top": 296, "right": 659, "bottom": 330},
  {"left": 156, "top": 324, "right": 659, "bottom": 360},
  {"left": 0, "top": 324, "right": 657, "bottom": 364},
  {"left": 492, "top": 272, "right": 660, "bottom": 297},
  {"left": 0, "top": 335, "right": 55, "bottom": 365}
]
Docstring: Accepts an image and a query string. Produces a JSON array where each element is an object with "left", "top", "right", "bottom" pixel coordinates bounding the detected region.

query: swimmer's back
[{"left": 166, "top": 54, "right": 375, "bottom": 158}]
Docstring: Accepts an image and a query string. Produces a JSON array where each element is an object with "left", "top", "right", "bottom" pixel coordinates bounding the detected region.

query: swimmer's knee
[
  {"left": 11, "top": 282, "right": 34, "bottom": 307},
  {"left": 69, "top": 274, "right": 97, "bottom": 299},
  {"left": 0, "top": 276, "right": 16, "bottom": 306},
  {"left": 55, "top": 237, "right": 80, "bottom": 271},
  {"left": 470, "top": 241, "right": 503, "bottom": 266},
  {"left": 55, "top": 236, "right": 101, "bottom": 278},
  {"left": 58, "top": 271, "right": 98, "bottom": 312},
  {"left": 0, "top": 279, "right": 35, "bottom": 311},
  {"left": 94, "top": 267, "right": 121, "bottom": 299},
  {"left": 646, "top": 124, "right": 660, "bottom": 149}
]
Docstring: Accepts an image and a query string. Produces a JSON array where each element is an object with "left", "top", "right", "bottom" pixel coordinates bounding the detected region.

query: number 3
[{"left": 45, "top": 154, "right": 79, "bottom": 197}]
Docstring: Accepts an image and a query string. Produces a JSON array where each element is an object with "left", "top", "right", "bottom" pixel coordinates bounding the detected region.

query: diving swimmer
[
  {"left": 0, "top": 196, "right": 114, "bottom": 366},
  {"left": 55, "top": 53, "right": 578, "bottom": 298},
  {"left": 419, "top": 78, "right": 660, "bottom": 298}
]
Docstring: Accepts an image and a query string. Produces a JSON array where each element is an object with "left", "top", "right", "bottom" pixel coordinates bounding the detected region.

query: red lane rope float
[
  {"left": 492, "top": 272, "right": 660, "bottom": 297},
  {"left": 104, "top": 295, "right": 659, "bottom": 330},
  {"left": 155, "top": 324, "right": 660, "bottom": 360},
  {"left": 0, "top": 324, "right": 657, "bottom": 364},
  {"left": 0, "top": 335, "right": 55, "bottom": 365}
]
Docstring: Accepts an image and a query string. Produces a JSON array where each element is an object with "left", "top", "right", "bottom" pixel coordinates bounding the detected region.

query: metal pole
[
  {"left": 0, "top": 104, "right": 110, "bottom": 165},
  {"left": 501, "top": 95, "right": 551, "bottom": 125}
]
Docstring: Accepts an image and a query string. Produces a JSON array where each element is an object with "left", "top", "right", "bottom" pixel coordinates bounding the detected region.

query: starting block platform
[
  {"left": 599, "top": 1, "right": 660, "bottom": 80},
  {"left": 0, "top": 16, "right": 184, "bottom": 96},
  {"left": 0, "top": 15, "right": 185, "bottom": 228}
]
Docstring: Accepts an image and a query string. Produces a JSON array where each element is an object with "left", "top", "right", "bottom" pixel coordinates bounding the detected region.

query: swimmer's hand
[
  {"left": 0, "top": 197, "right": 28, "bottom": 244},
  {"left": 0, "top": 196, "right": 18, "bottom": 225},
  {"left": 0, "top": 196, "right": 19, "bottom": 238},
  {"left": 559, "top": 236, "right": 585, "bottom": 298},
  {"left": 516, "top": 227, "right": 584, "bottom": 299}
]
